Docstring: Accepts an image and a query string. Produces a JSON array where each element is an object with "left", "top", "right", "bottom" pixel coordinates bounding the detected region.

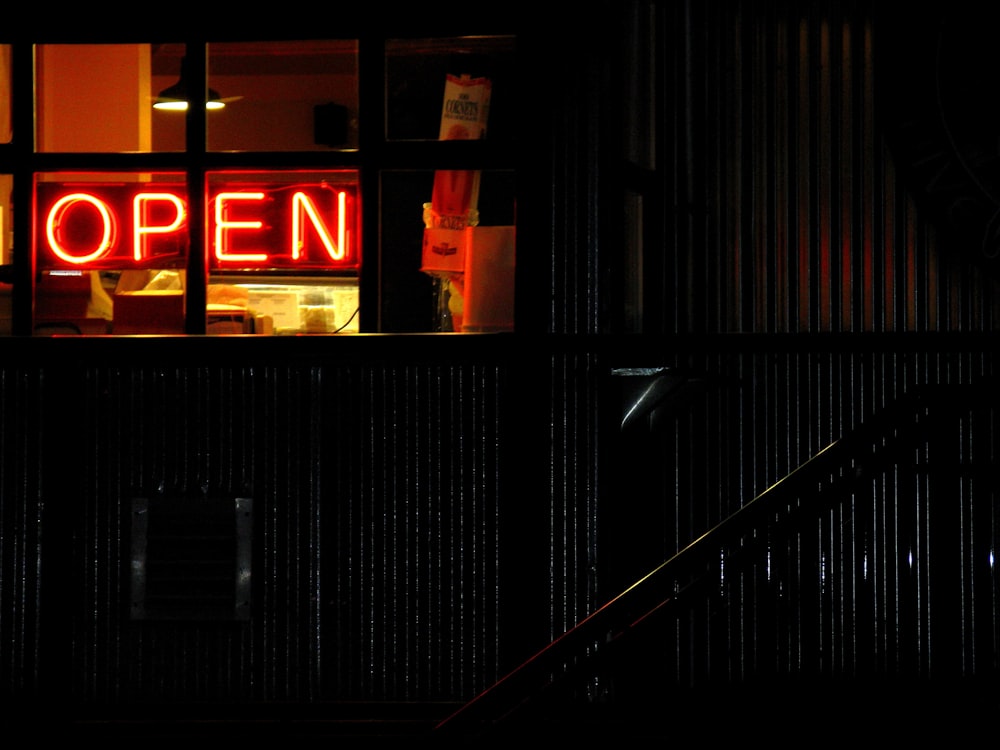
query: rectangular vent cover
[{"left": 130, "top": 496, "right": 252, "bottom": 621}]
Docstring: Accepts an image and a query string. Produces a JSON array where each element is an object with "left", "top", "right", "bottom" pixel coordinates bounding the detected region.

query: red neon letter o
[{"left": 45, "top": 193, "right": 117, "bottom": 264}]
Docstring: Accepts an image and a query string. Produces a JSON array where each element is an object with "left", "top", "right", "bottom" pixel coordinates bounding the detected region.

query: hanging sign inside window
[{"left": 35, "top": 172, "right": 360, "bottom": 271}]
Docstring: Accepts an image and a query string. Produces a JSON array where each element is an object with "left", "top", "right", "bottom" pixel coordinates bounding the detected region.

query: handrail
[{"left": 434, "top": 384, "right": 982, "bottom": 735}]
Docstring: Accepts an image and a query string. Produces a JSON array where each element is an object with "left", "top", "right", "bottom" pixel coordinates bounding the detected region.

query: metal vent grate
[{"left": 130, "top": 496, "right": 252, "bottom": 621}]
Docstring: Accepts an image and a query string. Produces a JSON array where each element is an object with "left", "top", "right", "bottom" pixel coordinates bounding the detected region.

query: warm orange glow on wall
[{"left": 37, "top": 45, "right": 151, "bottom": 153}]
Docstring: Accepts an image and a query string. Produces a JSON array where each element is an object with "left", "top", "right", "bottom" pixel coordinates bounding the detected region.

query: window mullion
[{"left": 184, "top": 42, "right": 208, "bottom": 335}]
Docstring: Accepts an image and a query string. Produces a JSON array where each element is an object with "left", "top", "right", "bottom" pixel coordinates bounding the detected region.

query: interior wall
[{"left": 36, "top": 45, "right": 150, "bottom": 152}]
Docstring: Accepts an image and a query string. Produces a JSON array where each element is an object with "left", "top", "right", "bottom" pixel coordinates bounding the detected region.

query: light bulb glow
[{"left": 153, "top": 100, "right": 225, "bottom": 111}]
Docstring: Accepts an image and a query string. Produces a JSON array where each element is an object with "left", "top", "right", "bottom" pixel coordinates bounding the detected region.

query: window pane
[
  {"left": 150, "top": 43, "right": 188, "bottom": 152},
  {"left": 385, "top": 36, "right": 515, "bottom": 143},
  {"left": 37, "top": 44, "right": 157, "bottom": 153},
  {"left": 206, "top": 169, "right": 361, "bottom": 334},
  {"left": 203, "top": 40, "right": 359, "bottom": 153},
  {"left": 381, "top": 168, "right": 515, "bottom": 332},
  {"left": 34, "top": 171, "right": 187, "bottom": 335}
]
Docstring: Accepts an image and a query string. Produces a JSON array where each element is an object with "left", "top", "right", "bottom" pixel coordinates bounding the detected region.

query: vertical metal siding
[
  {"left": 55, "top": 361, "right": 502, "bottom": 705},
  {"left": 594, "top": 343, "right": 999, "bottom": 692},
  {"left": 535, "top": 1, "right": 1000, "bottom": 696},
  {"left": 655, "top": 2, "right": 1000, "bottom": 336},
  {"left": 547, "top": 352, "right": 600, "bottom": 642},
  {"left": 329, "top": 363, "right": 502, "bottom": 700},
  {"left": 2, "top": 342, "right": 996, "bottom": 714},
  {"left": 0, "top": 368, "right": 44, "bottom": 699}
]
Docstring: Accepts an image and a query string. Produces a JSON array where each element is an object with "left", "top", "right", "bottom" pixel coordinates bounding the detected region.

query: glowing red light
[{"left": 36, "top": 174, "right": 360, "bottom": 271}]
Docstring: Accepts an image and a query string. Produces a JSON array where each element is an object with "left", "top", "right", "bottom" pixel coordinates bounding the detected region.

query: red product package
[{"left": 431, "top": 74, "right": 491, "bottom": 218}]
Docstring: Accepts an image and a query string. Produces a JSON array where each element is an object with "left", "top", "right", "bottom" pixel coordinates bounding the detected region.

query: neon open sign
[{"left": 35, "top": 173, "right": 360, "bottom": 271}]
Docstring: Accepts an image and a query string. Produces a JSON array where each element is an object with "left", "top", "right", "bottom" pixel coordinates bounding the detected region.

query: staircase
[{"left": 431, "top": 384, "right": 1000, "bottom": 738}]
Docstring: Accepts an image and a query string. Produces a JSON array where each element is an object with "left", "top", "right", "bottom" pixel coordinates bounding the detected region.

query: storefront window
[
  {"left": 4, "top": 32, "right": 515, "bottom": 336},
  {"left": 383, "top": 36, "right": 516, "bottom": 333}
]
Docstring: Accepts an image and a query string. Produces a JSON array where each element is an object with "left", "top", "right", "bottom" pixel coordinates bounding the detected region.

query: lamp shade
[
  {"left": 154, "top": 81, "right": 226, "bottom": 111},
  {"left": 153, "top": 56, "right": 226, "bottom": 111}
]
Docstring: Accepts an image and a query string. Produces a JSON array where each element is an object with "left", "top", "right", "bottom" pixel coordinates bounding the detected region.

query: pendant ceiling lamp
[{"left": 153, "top": 56, "right": 234, "bottom": 111}]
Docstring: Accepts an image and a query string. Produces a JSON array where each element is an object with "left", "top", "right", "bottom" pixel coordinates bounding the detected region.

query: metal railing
[{"left": 435, "top": 382, "right": 994, "bottom": 735}]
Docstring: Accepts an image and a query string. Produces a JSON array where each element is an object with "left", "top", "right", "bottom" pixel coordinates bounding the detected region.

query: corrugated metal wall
[
  {"left": 0, "top": 367, "right": 45, "bottom": 704},
  {"left": 536, "top": 1, "right": 1000, "bottom": 335},
  {"left": 593, "top": 341, "right": 999, "bottom": 692},
  {"left": 3, "top": 337, "right": 995, "bottom": 715},
  {"left": 542, "top": 0, "right": 1000, "bottom": 689},
  {"left": 0, "top": 343, "right": 515, "bottom": 711},
  {"left": 654, "top": 0, "right": 1000, "bottom": 334}
]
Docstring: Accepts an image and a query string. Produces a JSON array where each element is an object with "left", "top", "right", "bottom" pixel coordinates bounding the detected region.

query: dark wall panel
[
  {"left": 0, "top": 368, "right": 45, "bottom": 701},
  {"left": 35, "top": 359, "right": 505, "bottom": 706}
]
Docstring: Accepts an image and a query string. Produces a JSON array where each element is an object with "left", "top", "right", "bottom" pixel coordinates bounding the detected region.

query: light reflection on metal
[
  {"left": 612, "top": 367, "right": 688, "bottom": 431},
  {"left": 719, "top": 548, "right": 725, "bottom": 594}
]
